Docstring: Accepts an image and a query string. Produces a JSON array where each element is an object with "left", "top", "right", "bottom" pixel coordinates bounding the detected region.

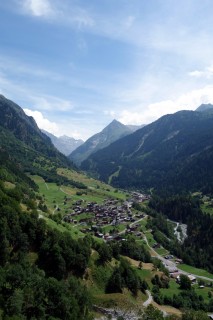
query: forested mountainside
[
  {"left": 0, "top": 95, "right": 75, "bottom": 180},
  {"left": 0, "top": 151, "right": 92, "bottom": 319},
  {"left": 69, "top": 119, "right": 140, "bottom": 165},
  {"left": 148, "top": 194, "right": 213, "bottom": 273},
  {"left": 81, "top": 107, "right": 213, "bottom": 194}
]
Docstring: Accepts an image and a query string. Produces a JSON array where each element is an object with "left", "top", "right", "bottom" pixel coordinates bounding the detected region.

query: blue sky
[{"left": 1, "top": 0, "right": 213, "bottom": 140}]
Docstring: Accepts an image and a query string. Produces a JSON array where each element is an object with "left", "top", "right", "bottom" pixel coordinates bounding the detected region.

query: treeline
[
  {"left": 0, "top": 174, "right": 92, "bottom": 319},
  {"left": 148, "top": 194, "right": 213, "bottom": 273}
]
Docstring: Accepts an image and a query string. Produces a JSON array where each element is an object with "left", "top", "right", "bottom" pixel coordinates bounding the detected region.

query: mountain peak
[
  {"left": 196, "top": 103, "right": 213, "bottom": 112},
  {"left": 69, "top": 119, "right": 132, "bottom": 165}
]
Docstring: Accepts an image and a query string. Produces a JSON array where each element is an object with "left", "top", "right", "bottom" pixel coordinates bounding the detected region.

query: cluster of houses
[
  {"left": 130, "top": 192, "right": 150, "bottom": 203},
  {"left": 162, "top": 257, "right": 197, "bottom": 285},
  {"left": 62, "top": 195, "right": 146, "bottom": 239}
]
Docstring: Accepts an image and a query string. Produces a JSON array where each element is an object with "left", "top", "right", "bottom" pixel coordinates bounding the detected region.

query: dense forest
[
  {"left": 148, "top": 194, "right": 213, "bottom": 273},
  {"left": 0, "top": 153, "right": 93, "bottom": 319}
]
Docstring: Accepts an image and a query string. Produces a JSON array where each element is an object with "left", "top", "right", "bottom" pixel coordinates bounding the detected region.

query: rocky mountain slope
[
  {"left": 69, "top": 119, "right": 142, "bottom": 165},
  {"left": 81, "top": 105, "right": 213, "bottom": 193}
]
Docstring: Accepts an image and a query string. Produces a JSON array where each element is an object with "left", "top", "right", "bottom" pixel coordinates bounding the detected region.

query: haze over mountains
[
  {"left": 42, "top": 130, "right": 83, "bottom": 156},
  {"left": 69, "top": 119, "right": 144, "bottom": 165},
  {"left": 81, "top": 104, "right": 213, "bottom": 194}
]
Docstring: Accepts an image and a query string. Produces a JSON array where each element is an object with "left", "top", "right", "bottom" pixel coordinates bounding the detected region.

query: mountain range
[
  {"left": 81, "top": 104, "right": 213, "bottom": 193},
  {"left": 1, "top": 94, "right": 213, "bottom": 195},
  {"left": 69, "top": 119, "right": 144, "bottom": 165},
  {"left": 42, "top": 130, "right": 83, "bottom": 156}
]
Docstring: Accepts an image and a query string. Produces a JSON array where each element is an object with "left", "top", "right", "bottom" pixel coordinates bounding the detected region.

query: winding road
[{"left": 143, "top": 290, "right": 153, "bottom": 307}]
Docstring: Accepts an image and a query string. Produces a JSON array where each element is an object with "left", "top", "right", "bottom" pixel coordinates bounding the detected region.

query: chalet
[
  {"left": 170, "top": 272, "right": 180, "bottom": 279},
  {"left": 176, "top": 274, "right": 196, "bottom": 284},
  {"left": 175, "top": 258, "right": 183, "bottom": 264}
]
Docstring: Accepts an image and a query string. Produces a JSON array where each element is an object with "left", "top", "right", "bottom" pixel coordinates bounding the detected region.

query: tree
[
  {"left": 5, "top": 289, "right": 24, "bottom": 317},
  {"left": 182, "top": 310, "right": 209, "bottom": 320},
  {"left": 106, "top": 268, "right": 123, "bottom": 293},
  {"left": 179, "top": 274, "right": 191, "bottom": 290},
  {"left": 97, "top": 243, "right": 112, "bottom": 264},
  {"left": 141, "top": 305, "right": 164, "bottom": 320}
]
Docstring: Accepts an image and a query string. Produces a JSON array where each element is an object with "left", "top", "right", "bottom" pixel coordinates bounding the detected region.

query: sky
[{"left": 1, "top": 0, "right": 213, "bottom": 140}]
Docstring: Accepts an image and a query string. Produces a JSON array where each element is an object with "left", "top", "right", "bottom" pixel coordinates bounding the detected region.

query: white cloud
[
  {"left": 21, "top": 0, "right": 54, "bottom": 17},
  {"left": 118, "top": 85, "right": 213, "bottom": 125},
  {"left": 16, "top": 0, "right": 94, "bottom": 28},
  {"left": 24, "top": 108, "right": 59, "bottom": 135},
  {"left": 189, "top": 65, "right": 213, "bottom": 79},
  {"left": 30, "top": 95, "right": 74, "bottom": 111},
  {"left": 23, "top": 109, "right": 89, "bottom": 140}
]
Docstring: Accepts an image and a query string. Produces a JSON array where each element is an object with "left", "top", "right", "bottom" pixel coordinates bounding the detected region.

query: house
[
  {"left": 170, "top": 272, "right": 180, "bottom": 279},
  {"left": 176, "top": 274, "right": 196, "bottom": 284}
]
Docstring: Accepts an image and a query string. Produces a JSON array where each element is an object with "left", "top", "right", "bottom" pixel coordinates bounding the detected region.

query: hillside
[
  {"left": 0, "top": 95, "right": 75, "bottom": 179},
  {"left": 42, "top": 130, "right": 83, "bottom": 156},
  {"left": 81, "top": 108, "right": 213, "bottom": 193},
  {"left": 69, "top": 119, "right": 139, "bottom": 166}
]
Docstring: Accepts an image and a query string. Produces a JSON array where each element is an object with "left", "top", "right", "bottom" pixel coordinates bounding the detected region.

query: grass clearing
[
  {"left": 145, "top": 231, "right": 156, "bottom": 247},
  {"left": 155, "top": 247, "right": 169, "bottom": 256},
  {"left": 178, "top": 264, "right": 213, "bottom": 280},
  {"left": 160, "top": 279, "right": 180, "bottom": 297},
  {"left": 4, "top": 181, "right": 15, "bottom": 189},
  {"left": 194, "top": 284, "right": 213, "bottom": 303},
  {"left": 57, "top": 168, "right": 127, "bottom": 200}
]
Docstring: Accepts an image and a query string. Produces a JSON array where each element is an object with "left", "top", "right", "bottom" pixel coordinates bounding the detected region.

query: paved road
[{"left": 143, "top": 234, "right": 213, "bottom": 282}]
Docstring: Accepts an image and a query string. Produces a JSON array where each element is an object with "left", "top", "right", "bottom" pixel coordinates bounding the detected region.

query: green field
[
  {"left": 155, "top": 247, "right": 169, "bottom": 256},
  {"left": 32, "top": 172, "right": 127, "bottom": 217},
  {"left": 57, "top": 168, "right": 126, "bottom": 200},
  {"left": 160, "top": 279, "right": 180, "bottom": 297},
  {"left": 160, "top": 279, "right": 213, "bottom": 303},
  {"left": 42, "top": 216, "right": 85, "bottom": 239},
  {"left": 178, "top": 264, "right": 213, "bottom": 280},
  {"left": 31, "top": 171, "right": 130, "bottom": 241},
  {"left": 144, "top": 231, "right": 156, "bottom": 247}
]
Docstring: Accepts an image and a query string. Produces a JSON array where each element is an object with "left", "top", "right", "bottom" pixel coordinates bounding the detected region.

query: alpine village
[{"left": 0, "top": 95, "right": 213, "bottom": 320}]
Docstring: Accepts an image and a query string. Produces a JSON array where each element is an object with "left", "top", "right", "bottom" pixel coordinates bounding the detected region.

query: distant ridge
[
  {"left": 69, "top": 119, "right": 142, "bottom": 165},
  {"left": 42, "top": 130, "right": 83, "bottom": 156}
]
